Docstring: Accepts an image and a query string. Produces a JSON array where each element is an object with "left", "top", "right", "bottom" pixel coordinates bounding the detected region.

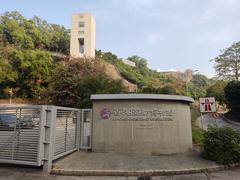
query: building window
[
  {"left": 79, "top": 22, "right": 85, "bottom": 28},
  {"left": 79, "top": 38, "right": 84, "bottom": 54},
  {"left": 78, "top": 31, "right": 84, "bottom": 34}
]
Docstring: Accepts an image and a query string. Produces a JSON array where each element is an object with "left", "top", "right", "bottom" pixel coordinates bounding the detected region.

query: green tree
[
  {"left": 206, "top": 80, "right": 227, "bottom": 105},
  {"left": 7, "top": 48, "right": 55, "bottom": 98},
  {"left": 0, "top": 11, "right": 70, "bottom": 53},
  {"left": 127, "top": 55, "right": 148, "bottom": 75},
  {"left": 224, "top": 81, "right": 240, "bottom": 120},
  {"left": 140, "top": 86, "right": 177, "bottom": 95},
  {"left": 47, "top": 59, "right": 126, "bottom": 108},
  {"left": 213, "top": 42, "right": 240, "bottom": 81},
  {"left": 160, "top": 86, "right": 177, "bottom": 95},
  {"left": 49, "top": 24, "right": 70, "bottom": 54},
  {"left": 77, "top": 75, "right": 125, "bottom": 107},
  {"left": 192, "top": 74, "right": 208, "bottom": 87},
  {"left": 0, "top": 59, "right": 18, "bottom": 97},
  {"left": 141, "top": 86, "right": 155, "bottom": 93},
  {"left": 0, "top": 59, "right": 17, "bottom": 84},
  {"left": 0, "top": 11, "right": 70, "bottom": 98},
  {"left": 187, "top": 74, "right": 216, "bottom": 99},
  {"left": 127, "top": 55, "right": 147, "bottom": 69}
]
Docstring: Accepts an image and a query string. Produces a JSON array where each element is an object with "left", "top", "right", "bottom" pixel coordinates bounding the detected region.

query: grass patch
[
  {"left": 191, "top": 102, "right": 204, "bottom": 145},
  {"left": 192, "top": 124, "right": 204, "bottom": 145}
]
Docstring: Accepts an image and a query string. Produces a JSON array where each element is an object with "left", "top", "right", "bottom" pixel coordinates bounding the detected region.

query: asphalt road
[{"left": 196, "top": 113, "right": 240, "bottom": 131}]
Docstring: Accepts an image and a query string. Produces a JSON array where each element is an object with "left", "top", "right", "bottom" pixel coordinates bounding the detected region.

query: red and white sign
[
  {"left": 212, "top": 112, "right": 220, "bottom": 119},
  {"left": 199, "top": 97, "right": 216, "bottom": 113}
]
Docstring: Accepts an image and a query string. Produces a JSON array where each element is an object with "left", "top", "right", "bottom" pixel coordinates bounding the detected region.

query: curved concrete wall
[{"left": 91, "top": 94, "right": 193, "bottom": 155}]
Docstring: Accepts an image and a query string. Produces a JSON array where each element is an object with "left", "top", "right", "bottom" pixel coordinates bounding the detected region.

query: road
[
  {"left": 1, "top": 166, "right": 240, "bottom": 180},
  {"left": 196, "top": 113, "right": 240, "bottom": 131}
]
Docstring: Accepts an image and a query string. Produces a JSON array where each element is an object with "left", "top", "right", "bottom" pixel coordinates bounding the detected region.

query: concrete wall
[
  {"left": 70, "top": 13, "right": 95, "bottom": 58},
  {"left": 92, "top": 99, "right": 193, "bottom": 155}
]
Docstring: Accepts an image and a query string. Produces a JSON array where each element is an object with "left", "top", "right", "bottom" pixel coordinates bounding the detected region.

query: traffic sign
[
  {"left": 212, "top": 112, "right": 220, "bottom": 119},
  {"left": 199, "top": 97, "right": 216, "bottom": 113}
]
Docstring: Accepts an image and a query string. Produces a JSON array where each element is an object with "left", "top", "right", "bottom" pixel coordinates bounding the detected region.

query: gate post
[
  {"left": 76, "top": 110, "right": 81, "bottom": 150},
  {"left": 80, "top": 109, "right": 92, "bottom": 149},
  {"left": 43, "top": 106, "right": 56, "bottom": 173}
]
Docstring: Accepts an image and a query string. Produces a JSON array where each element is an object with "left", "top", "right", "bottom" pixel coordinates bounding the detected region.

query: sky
[{"left": 1, "top": 0, "right": 240, "bottom": 78}]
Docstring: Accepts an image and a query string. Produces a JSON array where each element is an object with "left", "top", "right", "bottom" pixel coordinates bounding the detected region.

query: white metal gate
[
  {"left": 53, "top": 107, "right": 79, "bottom": 160},
  {"left": 0, "top": 106, "right": 42, "bottom": 166},
  {"left": 0, "top": 105, "right": 92, "bottom": 172}
]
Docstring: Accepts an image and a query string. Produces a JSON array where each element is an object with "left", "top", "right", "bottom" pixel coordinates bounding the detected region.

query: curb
[{"left": 51, "top": 163, "right": 240, "bottom": 176}]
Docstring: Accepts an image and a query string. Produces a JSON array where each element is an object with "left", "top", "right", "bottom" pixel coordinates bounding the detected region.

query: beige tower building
[{"left": 70, "top": 13, "right": 96, "bottom": 58}]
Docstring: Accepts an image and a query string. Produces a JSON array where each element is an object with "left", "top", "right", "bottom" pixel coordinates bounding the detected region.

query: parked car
[
  {"left": 0, "top": 114, "right": 38, "bottom": 130},
  {"left": 0, "top": 114, "right": 16, "bottom": 129}
]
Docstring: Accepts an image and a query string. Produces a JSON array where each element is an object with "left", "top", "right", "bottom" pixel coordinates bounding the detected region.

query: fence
[
  {"left": 0, "top": 105, "right": 91, "bottom": 172},
  {"left": 0, "top": 106, "right": 42, "bottom": 166}
]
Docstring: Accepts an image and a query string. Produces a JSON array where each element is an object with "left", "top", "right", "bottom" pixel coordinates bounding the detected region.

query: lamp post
[{"left": 9, "top": 88, "right": 13, "bottom": 104}]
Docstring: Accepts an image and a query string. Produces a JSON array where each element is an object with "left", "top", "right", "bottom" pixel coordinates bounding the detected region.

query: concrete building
[
  {"left": 122, "top": 59, "right": 136, "bottom": 67},
  {"left": 70, "top": 13, "right": 96, "bottom": 58}
]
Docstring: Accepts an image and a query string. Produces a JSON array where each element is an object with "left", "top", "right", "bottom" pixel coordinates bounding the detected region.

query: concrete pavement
[
  {"left": 1, "top": 166, "right": 240, "bottom": 180},
  {"left": 50, "top": 151, "right": 230, "bottom": 176}
]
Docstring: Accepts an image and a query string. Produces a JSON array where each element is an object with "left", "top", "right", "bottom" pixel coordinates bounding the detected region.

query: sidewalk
[{"left": 51, "top": 150, "right": 229, "bottom": 176}]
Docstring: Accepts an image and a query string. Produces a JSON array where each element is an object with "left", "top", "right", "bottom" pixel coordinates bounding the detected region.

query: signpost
[
  {"left": 199, "top": 97, "right": 217, "bottom": 129},
  {"left": 199, "top": 97, "right": 216, "bottom": 113}
]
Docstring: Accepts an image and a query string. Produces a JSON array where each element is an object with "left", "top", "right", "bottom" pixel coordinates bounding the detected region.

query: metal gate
[
  {"left": 0, "top": 106, "right": 42, "bottom": 166},
  {"left": 0, "top": 105, "right": 92, "bottom": 171},
  {"left": 53, "top": 107, "right": 79, "bottom": 160}
]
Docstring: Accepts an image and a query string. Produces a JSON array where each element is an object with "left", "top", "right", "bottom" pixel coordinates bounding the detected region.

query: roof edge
[{"left": 91, "top": 94, "right": 194, "bottom": 103}]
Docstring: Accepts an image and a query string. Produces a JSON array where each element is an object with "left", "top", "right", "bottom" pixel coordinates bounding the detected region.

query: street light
[{"left": 8, "top": 88, "right": 13, "bottom": 104}]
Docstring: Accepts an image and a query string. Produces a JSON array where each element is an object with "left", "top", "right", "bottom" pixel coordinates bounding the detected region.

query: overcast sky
[{"left": 1, "top": 0, "right": 240, "bottom": 77}]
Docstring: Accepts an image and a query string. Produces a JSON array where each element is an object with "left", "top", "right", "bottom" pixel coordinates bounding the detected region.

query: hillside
[
  {"left": 99, "top": 60, "right": 137, "bottom": 92},
  {"left": 96, "top": 51, "right": 185, "bottom": 93},
  {"left": 0, "top": 11, "right": 213, "bottom": 106}
]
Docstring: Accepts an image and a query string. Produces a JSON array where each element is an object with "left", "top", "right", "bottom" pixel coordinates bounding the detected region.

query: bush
[
  {"left": 160, "top": 86, "right": 176, "bottom": 95},
  {"left": 202, "top": 125, "right": 240, "bottom": 164},
  {"left": 224, "top": 81, "right": 240, "bottom": 119},
  {"left": 140, "top": 86, "right": 177, "bottom": 95}
]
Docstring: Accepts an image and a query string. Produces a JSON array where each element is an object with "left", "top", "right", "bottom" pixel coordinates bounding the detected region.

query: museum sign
[{"left": 100, "top": 108, "right": 175, "bottom": 121}]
